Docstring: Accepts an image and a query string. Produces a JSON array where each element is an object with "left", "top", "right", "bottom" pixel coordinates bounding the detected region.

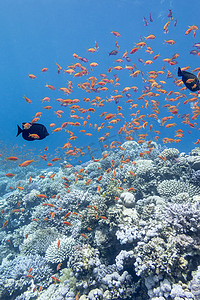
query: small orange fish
[
  {"left": 11, "top": 209, "right": 20, "bottom": 213},
  {"left": 57, "top": 263, "right": 62, "bottom": 271},
  {"left": 5, "top": 173, "right": 15, "bottom": 177},
  {"left": 50, "top": 212, "right": 55, "bottom": 219},
  {"left": 81, "top": 233, "right": 88, "bottom": 239},
  {"left": 97, "top": 185, "right": 101, "bottom": 194},
  {"left": 26, "top": 274, "right": 34, "bottom": 278},
  {"left": 50, "top": 173, "right": 56, "bottom": 179},
  {"left": 28, "top": 74, "right": 36, "bottom": 79},
  {"left": 2, "top": 219, "right": 8, "bottom": 228},
  {"left": 85, "top": 179, "right": 91, "bottom": 185},
  {"left": 63, "top": 221, "right": 72, "bottom": 226},
  {"left": 47, "top": 204, "right": 56, "bottom": 207},
  {"left": 52, "top": 157, "right": 60, "bottom": 162},
  {"left": 24, "top": 96, "right": 32, "bottom": 104},
  {"left": 129, "top": 171, "right": 135, "bottom": 176},
  {"left": 76, "top": 291, "right": 80, "bottom": 300},
  {"left": 194, "top": 139, "right": 200, "bottom": 144},
  {"left": 46, "top": 84, "right": 55, "bottom": 90},
  {"left": 36, "top": 194, "right": 47, "bottom": 198},
  {"left": 98, "top": 176, "right": 102, "bottom": 183},
  {"left": 64, "top": 212, "right": 71, "bottom": 218},
  {"left": 19, "top": 159, "right": 35, "bottom": 167},
  {"left": 93, "top": 206, "right": 98, "bottom": 212},
  {"left": 99, "top": 216, "right": 107, "bottom": 220},
  {"left": 164, "top": 39, "right": 176, "bottom": 45},
  {"left": 73, "top": 212, "right": 79, "bottom": 216},
  {"left": 51, "top": 276, "right": 61, "bottom": 283},
  {"left": 6, "top": 156, "right": 18, "bottom": 161},
  {"left": 17, "top": 186, "right": 24, "bottom": 191},
  {"left": 29, "top": 133, "right": 40, "bottom": 139},
  {"left": 111, "top": 31, "right": 121, "bottom": 37}
]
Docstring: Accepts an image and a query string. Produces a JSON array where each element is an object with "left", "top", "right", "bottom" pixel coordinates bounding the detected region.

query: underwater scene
[{"left": 1, "top": 0, "right": 200, "bottom": 299}]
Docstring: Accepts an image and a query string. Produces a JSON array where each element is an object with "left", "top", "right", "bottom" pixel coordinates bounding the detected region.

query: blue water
[{"left": 0, "top": 0, "right": 199, "bottom": 164}]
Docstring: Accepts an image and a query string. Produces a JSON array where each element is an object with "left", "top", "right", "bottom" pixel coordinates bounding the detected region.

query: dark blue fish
[
  {"left": 17, "top": 123, "right": 49, "bottom": 141},
  {"left": 178, "top": 67, "right": 200, "bottom": 91}
]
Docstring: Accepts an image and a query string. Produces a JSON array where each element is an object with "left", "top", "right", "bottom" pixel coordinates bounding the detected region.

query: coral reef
[
  {"left": 1, "top": 142, "right": 200, "bottom": 299},
  {"left": 0, "top": 254, "right": 52, "bottom": 299}
]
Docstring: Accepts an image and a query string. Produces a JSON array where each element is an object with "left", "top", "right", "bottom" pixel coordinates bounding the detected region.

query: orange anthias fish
[
  {"left": 6, "top": 156, "right": 18, "bottom": 161},
  {"left": 5, "top": 173, "right": 15, "bottom": 177},
  {"left": 19, "top": 159, "right": 35, "bottom": 167},
  {"left": 36, "top": 194, "right": 47, "bottom": 198}
]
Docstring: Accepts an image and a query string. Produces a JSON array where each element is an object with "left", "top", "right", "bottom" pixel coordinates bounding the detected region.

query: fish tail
[
  {"left": 16, "top": 125, "right": 23, "bottom": 137},
  {"left": 178, "top": 67, "right": 182, "bottom": 77}
]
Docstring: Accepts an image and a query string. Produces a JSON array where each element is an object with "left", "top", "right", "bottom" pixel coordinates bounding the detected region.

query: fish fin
[
  {"left": 178, "top": 67, "right": 182, "bottom": 77},
  {"left": 16, "top": 125, "right": 23, "bottom": 137}
]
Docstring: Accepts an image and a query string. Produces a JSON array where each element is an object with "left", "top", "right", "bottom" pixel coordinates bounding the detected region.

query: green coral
[{"left": 60, "top": 268, "right": 76, "bottom": 290}]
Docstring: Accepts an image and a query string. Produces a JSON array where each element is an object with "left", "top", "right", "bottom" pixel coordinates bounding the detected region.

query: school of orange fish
[
  {"left": 1, "top": 10, "right": 200, "bottom": 295},
  {"left": 23, "top": 19, "right": 200, "bottom": 159}
]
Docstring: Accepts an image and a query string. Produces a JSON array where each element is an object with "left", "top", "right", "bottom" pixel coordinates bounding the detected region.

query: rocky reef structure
[{"left": 0, "top": 142, "right": 200, "bottom": 299}]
